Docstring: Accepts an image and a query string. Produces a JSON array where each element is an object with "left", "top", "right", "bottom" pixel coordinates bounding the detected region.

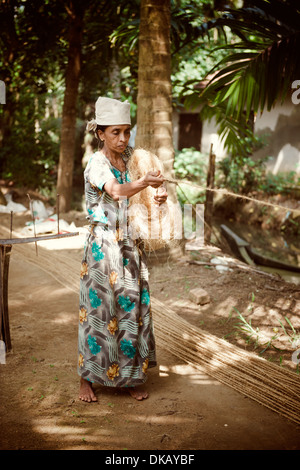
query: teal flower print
[
  {"left": 122, "top": 257, "right": 129, "bottom": 266},
  {"left": 95, "top": 207, "right": 108, "bottom": 224},
  {"left": 141, "top": 288, "right": 150, "bottom": 306},
  {"left": 91, "top": 242, "right": 105, "bottom": 261},
  {"left": 95, "top": 206, "right": 108, "bottom": 224},
  {"left": 89, "top": 288, "right": 102, "bottom": 308},
  {"left": 87, "top": 208, "right": 95, "bottom": 220},
  {"left": 88, "top": 335, "right": 101, "bottom": 355},
  {"left": 88, "top": 207, "right": 108, "bottom": 224},
  {"left": 120, "top": 338, "right": 136, "bottom": 359},
  {"left": 118, "top": 295, "right": 135, "bottom": 312}
]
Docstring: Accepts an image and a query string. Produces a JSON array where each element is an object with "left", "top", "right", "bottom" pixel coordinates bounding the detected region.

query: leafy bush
[
  {"left": 173, "top": 145, "right": 300, "bottom": 204},
  {"left": 0, "top": 92, "right": 60, "bottom": 190},
  {"left": 217, "top": 154, "right": 269, "bottom": 194},
  {"left": 174, "top": 148, "right": 208, "bottom": 205},
  {"left": 1, "top": 120, "right": 60, "bottom": 190},
  {"left": 174, "top": 147, "right": 208, "bottom": 181},
  {"left": 259, "top": 171, "right": 300, "bottom": 195},
  {"left": 218, "top": 156, "right": 300, "bottom": 196}
]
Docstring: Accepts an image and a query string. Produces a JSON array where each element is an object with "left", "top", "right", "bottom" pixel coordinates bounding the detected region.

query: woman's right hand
[{"left": 143, "top": 170, "right": 164, "bottom": 188}]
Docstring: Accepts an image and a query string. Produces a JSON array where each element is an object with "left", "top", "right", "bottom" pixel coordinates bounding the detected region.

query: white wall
[
  {"left": 253, "top": 100, "right": 300, "bottom": 175},
  {"left": 172, "top": 108, "right": 226, "bottom": 160},
  {"left": 173, "top": 99, "right": 300, "bottom": 175}
]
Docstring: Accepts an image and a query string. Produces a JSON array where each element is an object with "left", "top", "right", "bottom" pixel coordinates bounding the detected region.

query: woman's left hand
[{"left": 153, "top": 186, "right": 168, "bottom": 206}]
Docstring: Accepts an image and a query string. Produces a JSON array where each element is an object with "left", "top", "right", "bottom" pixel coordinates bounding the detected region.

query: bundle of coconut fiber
[{"left": 127, "top": 148, "right": 182, "bottom": 252}]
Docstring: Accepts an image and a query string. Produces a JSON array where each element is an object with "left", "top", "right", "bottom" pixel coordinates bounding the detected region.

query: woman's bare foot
[
  {"left": 128, "top": 387, "right": 148, "bottom": 401},
  {"left": 79, "top": 378, "right": 97, "bottom": 402}
]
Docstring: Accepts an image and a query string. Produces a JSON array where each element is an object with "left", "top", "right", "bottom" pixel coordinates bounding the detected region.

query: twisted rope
[{"left": 164, "top": 177, "right": 300, "bottom": 216}]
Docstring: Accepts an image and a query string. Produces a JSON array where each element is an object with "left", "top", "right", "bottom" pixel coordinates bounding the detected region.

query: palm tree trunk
[
  {"left": 135, "top": 0, "right": 176, "bottom": 202},
  {"left": 56, "top": 0, "right": 84, "bottom": 213}
]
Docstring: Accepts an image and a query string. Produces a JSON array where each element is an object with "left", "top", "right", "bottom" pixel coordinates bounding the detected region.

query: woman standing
[{"left": 78, "top": 97, "right": 167, "bottom": 402}]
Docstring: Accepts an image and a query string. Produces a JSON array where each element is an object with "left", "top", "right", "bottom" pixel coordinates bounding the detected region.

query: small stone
[{"left": 189, "top": 288, "right": 210, "bottom": 305}]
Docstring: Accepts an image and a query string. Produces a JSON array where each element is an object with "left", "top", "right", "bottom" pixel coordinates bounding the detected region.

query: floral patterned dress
[{"left": 78, "top": 147, "right": 156, "bottom": 388}]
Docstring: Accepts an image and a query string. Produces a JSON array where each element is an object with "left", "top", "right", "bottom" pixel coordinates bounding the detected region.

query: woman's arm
[{"left": 104, "top": 171, "right": 165, "bottom": 201}]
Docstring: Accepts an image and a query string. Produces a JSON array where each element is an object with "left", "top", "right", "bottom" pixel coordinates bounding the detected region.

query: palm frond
[
  {"left": 202, "top": 31, "right": 300, "bottom": 121},
  {"left": 199, "top": 101, "right": 255, "bottom": 157},
  {"left": 180, "top": 1, "right": 300, "bottom": 157}
]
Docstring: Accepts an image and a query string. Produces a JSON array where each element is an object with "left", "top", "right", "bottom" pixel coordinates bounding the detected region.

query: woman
[{"left": 78, "top": 97, "right": 167, "bottom": 402}]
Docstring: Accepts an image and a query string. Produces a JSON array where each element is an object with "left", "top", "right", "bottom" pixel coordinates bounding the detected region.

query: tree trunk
[
  {"left": 135, "top": 0, "right": 176, "bottom": 202},
  {"left": 109, "top": 52, "right": 122, "bottom": 100},
  {"left": 56, "top": 1, "right": 84, "bottom": 213},
  {"left": 0, "top": 0, "right": 18, "bottom": 168},
  {"left": 204, "top": 144, "right": 215, "bottom": 245}
]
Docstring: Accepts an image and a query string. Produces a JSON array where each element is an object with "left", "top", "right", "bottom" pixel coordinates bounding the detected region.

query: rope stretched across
[
  {"left": 164, "top": 177, "right": 300, "bottom": 216},
  {"left": 10, "top": 237, "right": 300, "bottom": 427}
]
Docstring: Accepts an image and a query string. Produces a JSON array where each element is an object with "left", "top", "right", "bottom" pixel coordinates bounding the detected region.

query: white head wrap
[{"left": 86, "top": 97, "right": 131, "bottom": 132}]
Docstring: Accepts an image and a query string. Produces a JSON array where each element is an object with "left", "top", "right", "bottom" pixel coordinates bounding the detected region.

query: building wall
[
  {"left": 173, "top": 106, "right": 226, "bottom": 159},
  {"left": 173, "top": 99, "right": 300, "bottom": 175},
  {"left": 253, "top": 100, "right": 300, "bottom": 175}
]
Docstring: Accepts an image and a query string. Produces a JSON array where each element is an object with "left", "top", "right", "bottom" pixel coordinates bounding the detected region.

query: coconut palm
[{"left": 135, "top": 0, "right": 174, "bottom": 194}]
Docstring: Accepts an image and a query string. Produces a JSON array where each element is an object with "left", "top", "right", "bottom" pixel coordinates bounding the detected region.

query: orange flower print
[
  {"left": 79, "top": 307, "right": 88, "bottom": 325},
  {"left": 80, "top": 262, "right": 88, "bottom": 279},
  {"left": 109, "top": 271, "right": 118, "bottom": 287},
  {"left": 106, "top": 363, "right": 120, "bottom": 381},
  {"left": 114, "top": 228, "right": 124, "bottom": 242},
  {"left": 90, "top": 183, "right": 103, "bottom": 198},
  {"left": 107, "top": 317, "right": 118, "bottom": 335},
  {"left": 78, "top": 353, "right": 84, "bottom": 368},
  {"left": 142, "top": 358, "right": 149, "bottom": 374}
]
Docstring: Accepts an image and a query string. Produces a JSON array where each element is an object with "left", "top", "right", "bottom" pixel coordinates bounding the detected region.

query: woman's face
[{"left": 99, "top": 125, "right": 131, "bottom": 155}]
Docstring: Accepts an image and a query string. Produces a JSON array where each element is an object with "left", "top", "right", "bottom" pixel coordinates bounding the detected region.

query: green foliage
[
  {"left": 0, "top": 0, "right": 141, "bottom": 190},
  {"left": 260, "top": 171, "right": 300, "bottom": 195},
  {"left": 218, "top": 156, "right": 300, "bottom": 196},
  {"left": 172, "top": 46, "right": 228, "bottom": 103},
  {"left": 176, "top": 183, "right": 206, "bottom": 206},
  {"left": 174, "top": 147, "right": 207, "bottom": 205},
  {"left": 0, "top": 0, "right": 67, "bottom": 189},
  {"left": 178, "top": 0, "right": 300, "bottom": 170},
  {"left": 0, "top": 104, "right": 60, "bottom": 189},
  {"left": 174, "top": 139, "right": 300, "bottom": 200},
  {"left": 81, "top": 0, "right": 140, "bottom": 106},
  {"left": 200, "top": 1, "right": 300, "bottom": 122},
  {"left": 227, "top": 304, "right": 300, "bottom": 371},
  {"left": 1, "top": 126, "right": 59, "bottom": 189},
  {"left": 111, "top": 0, "right": 224, "bottom": 106},
  {"left": 216, "top": 131, "right": 267, "bottom": 193},
  {"left": 218, "top": 154, "right": 266, "bottom": 194},
  {"left": 174, "top": 147, "right": 207, "bottom": 180},
  {"left": 1, "top": 0, "right": 299, "bottom": 201}
]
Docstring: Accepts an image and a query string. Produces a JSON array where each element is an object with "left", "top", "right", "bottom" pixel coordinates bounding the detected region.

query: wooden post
[
  {"left": 0, "top": 245, "right": 12, "bottom": 351},
  {"left": 0, "top": 231, "right": 79, "bottom": 350},
  {"left": 204, "top": 144, "right": 216, "bottom": 245}
]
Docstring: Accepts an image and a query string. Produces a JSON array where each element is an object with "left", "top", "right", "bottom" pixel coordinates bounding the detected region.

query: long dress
[{"left": 77, "top": 147, "right": 156, "bottom": 388}]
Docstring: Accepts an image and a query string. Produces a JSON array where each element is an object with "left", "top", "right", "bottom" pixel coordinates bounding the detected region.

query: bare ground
[{"left": 0, "top": 208, "right": 299, "bottom": 451}]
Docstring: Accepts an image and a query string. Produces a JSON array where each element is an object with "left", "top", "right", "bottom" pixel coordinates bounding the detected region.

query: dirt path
[{"left": 0, "top": 212, "right": 299, "bottom": 450}]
